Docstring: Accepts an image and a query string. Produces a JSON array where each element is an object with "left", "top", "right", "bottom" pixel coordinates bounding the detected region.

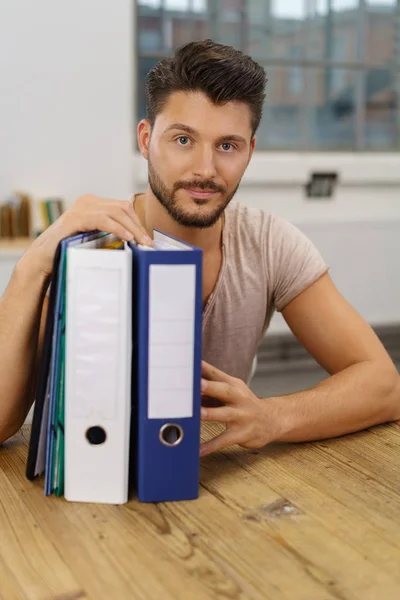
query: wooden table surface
[{"left": 1, "top": 422, "right": 400, "bottom": 600}]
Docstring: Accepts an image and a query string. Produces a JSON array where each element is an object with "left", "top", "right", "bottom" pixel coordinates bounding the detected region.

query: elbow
[
  {"left": 0, "top": 396, "right": 34, "bottom": 446},
  {"left": 0, "top": 418, "right": 24, "bottom": 446},
  {"left": 0, "top": 428, "right": 13, "bottom": 446},
  {"left": 377, "top": 361, "right": 400, "bottom": 422},
  {"left": 388, "top": 372, "right": 400, "bottom": 422}
]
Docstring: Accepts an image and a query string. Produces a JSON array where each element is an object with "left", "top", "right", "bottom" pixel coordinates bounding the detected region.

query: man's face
[{"left": 138, "top": 91, "right": 256, "bottom": 228}]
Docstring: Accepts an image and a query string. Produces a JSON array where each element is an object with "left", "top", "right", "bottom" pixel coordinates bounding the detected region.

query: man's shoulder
[
  {"left": 226, "top": 199, "right": 267, "bottom": 220},
  {"left": 226, "top": 200, "right": 271, "bottom": 234},
  {"left": 226, "top": 200, "right": 306, "bottom": 241},
  {"left": 225, "top": 200, "right": 294, "bottom": 243},
  {"left": 225, "top": 201, "right": 318, "bottom": 268}
]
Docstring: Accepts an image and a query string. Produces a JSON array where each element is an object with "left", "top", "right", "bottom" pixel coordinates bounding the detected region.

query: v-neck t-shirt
[
  {"left": 201, "top": 200, "right": 328, "bottom": 383},
  {"left": 132, "top": 195, "right": 328, "bottom": 384}
]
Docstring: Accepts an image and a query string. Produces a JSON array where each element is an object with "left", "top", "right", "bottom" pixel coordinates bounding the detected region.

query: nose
[{"left": 192, "top": 145, "right": 217, "bottom": 181}]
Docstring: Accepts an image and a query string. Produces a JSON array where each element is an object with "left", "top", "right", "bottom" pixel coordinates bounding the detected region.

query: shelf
[{"left": 0, "top": 237, "right": 33, "bottom": 254}]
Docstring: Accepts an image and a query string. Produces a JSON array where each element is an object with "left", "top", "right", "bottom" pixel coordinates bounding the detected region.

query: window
[
  {"left": 139, "top": 29, "right": 162, "bottom": 51},
  {"left": 136, "top": 0, "right": 400, "bottom": 150},
  {"left": 331, "top": 33, "right": 348, "bottom": 93},
  {"left": 288, "top": 46, "right": 304, "bottom": 97}
]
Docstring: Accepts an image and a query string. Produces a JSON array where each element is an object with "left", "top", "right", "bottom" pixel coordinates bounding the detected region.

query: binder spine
[
  {"left": 132, "top": 247, "right": 203, "bottom": 502},
  {"left": 65, "top": 248, "right": 132, "bottom": 504}
]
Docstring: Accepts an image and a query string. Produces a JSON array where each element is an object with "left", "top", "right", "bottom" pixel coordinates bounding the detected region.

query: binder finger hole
[
  {"left": 159, "top": 424, "right": 184, "bottom": 447},
  {"left": 86, "top": 426, "right": 107, "bottom": 445}
]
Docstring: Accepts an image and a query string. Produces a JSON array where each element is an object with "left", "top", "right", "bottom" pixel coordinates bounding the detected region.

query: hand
[
  {"left": 22, "top": 194, "right": 153, "bottom": 277},
  {"left": 200, "top": 361, "right": 273, "bottom": 457}
]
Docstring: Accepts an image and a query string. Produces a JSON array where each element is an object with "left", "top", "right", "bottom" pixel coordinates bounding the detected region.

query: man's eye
[
  {"left": 221, "top": 143, "right": 233, "bottom": 151},
  {"left": 177, "top": 136, "right": 190, "bottom": 145}
]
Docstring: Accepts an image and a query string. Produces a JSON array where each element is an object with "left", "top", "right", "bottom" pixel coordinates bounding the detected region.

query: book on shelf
[
  {"left": 0, "top": 192, "right": 32, "bottom": 240},
  {"left": 0, "top": 193, "right": 66, "bottom": 241},
  {"left": 39, "top": 197, "right": 65, "bottom": 229}
]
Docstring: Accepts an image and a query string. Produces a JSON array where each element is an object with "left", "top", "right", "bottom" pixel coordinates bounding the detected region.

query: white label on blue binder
[
  {"left": 149, "top": 320, "right": 193, "bottom": 345},
  {"left": 149, "top": 344, "right": 192, "bottom": 368},
  {"left": 148, "top": 264, "right": 196, "bottom": 419}
]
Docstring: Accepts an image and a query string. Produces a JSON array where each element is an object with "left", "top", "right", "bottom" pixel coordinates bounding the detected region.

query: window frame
[{"left": 134, "top": 0, "right": 400, "bottom": 156}]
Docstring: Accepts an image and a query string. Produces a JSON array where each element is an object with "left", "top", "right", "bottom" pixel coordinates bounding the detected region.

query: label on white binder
[
  {"left": 65, "top": 244, "right": 132, "bottom": 504},
  {"left": 72, "top": 267, "right": 121, "bottom": 420}
]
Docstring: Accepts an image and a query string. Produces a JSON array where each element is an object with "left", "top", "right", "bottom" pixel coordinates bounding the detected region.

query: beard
[{"left": 148, "top": 158, "right": 240, "bottom": 229}]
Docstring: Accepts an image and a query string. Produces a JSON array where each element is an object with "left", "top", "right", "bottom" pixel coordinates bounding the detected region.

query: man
[{"left": 0, "top": 40, "right": 398, "bottom": 453}]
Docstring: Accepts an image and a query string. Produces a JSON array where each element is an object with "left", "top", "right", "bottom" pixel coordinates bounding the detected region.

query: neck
[{"left": 134, "top": 187, "right": 224, "bottom": 253}]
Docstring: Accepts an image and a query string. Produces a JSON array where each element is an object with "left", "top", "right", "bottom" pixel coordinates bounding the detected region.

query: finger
[
  {"left": 201, "top": 380, "right": 239, "bottom": 405},
  {"left": 97, "top": 216, "right": 138, "bottom": 243},
  {"left": 108, "top": 207, "right": 152, "bottom": 246},
  {"left": 201, "top": 406, "right": 235, "bottom": 423},
  {"left": 100, "top": 213, "right": 149, "bottom": 246},
  {"left": 118, "top": 201, "right": 153, "bottom": 245},
  {"left": 201, "top": 361, "right": 234, "bottom": 384},
  {"left": 200, "top": 429, "right": 239, "bottom": 456}
]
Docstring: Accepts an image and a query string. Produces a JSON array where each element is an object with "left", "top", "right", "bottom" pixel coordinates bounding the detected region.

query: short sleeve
[{"left": 268, "top": 214, "right": 329, "bottom": 312}]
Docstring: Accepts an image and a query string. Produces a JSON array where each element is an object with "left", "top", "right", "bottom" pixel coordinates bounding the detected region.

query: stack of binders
[{"left": 26, "top": 228, "right": 203, "bottom": 504}]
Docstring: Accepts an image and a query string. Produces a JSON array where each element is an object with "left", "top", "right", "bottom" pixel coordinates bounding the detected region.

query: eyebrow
[
  {"left": 164, "top": 123, "right": 247, "bottom": 144},
  {"left": 164, "top": 123, "right": 198, "bottom": 135}
]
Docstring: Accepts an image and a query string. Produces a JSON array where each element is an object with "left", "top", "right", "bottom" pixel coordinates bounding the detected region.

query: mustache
[{"left": 173, "top": 180, "right": 226, "bottom": 194}]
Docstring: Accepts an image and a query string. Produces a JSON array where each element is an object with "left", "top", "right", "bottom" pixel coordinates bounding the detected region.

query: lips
[{"left": 184, "top": 188, "right": 218, "bottom": 199}]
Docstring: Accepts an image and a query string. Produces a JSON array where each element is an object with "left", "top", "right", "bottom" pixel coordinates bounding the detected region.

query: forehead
[{"left": 154, "top": 91, "right": 252, "bottom": 138}]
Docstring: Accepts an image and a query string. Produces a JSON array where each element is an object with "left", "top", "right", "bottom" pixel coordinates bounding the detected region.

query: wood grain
[
  {"left": 0, "top": 454, "right": 83, "bottom": 599},
  {"left": 199, "top": 445, "right": 400, "bottom": 599},
  {"left": 0, "top": 553, "right": 26, "bottom": 600},
  {"left": 1, "top": 423, "right": 400, "bottom": 600}
]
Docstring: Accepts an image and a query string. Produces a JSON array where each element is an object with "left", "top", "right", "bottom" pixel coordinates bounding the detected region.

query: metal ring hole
[
  {"left": 159, "top": 423, "right": 184, "bottom": 447},
  {"left": 85, "top": 426, "right": 107, "bottom": 445}
]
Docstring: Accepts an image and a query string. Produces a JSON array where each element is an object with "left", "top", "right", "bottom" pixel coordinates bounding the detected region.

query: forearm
[
  {"left": 0, "top": 193, "right": 150, "bottom": 445},
  {"left": 0, "top": 255, "right": 49, "bottom": 443},
  {"left": 268, "top": 360, "right": 400, "bottom": 444}
]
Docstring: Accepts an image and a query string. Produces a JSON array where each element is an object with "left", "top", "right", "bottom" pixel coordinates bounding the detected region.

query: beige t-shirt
[{"left": 202, "top": 200, "right": 329, "bottom": 383}]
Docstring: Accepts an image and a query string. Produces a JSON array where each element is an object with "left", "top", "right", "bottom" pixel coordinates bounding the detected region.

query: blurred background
[
  {"left": 137, "top": 0, "right": 400, "bottom": 152},
  {"left": 0, "top": 0, "right": 399, "bottom": 395}
]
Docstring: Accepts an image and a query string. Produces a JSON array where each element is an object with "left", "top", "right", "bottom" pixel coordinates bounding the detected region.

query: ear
[
  {"left": 137, "top": 119, "right": 151, "bottom": 160},
  {"left": 248, "top": 135, "right": 256, "bottom": 164}
]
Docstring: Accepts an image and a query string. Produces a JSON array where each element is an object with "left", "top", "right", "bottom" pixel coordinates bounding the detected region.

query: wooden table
[{"left": 1, "top": 422, "right": 400, "bottom": 600}]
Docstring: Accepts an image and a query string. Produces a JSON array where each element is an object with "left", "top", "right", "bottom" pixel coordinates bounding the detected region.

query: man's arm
[
  {"left": 271, "top": 272, "right": 400, "bottom": 442},
  {"left": 0, "top": 194, "right": 152, "bottom": 445},
  {"left": 200, "top": 273, "right": 400, "bottom": 455},
  {"left": 0, "top": 258, "right": 49, "bottom": 444}
]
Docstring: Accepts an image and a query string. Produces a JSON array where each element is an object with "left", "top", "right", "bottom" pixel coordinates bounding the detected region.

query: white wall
[
  {"left": 0, "top": 0, "right": 134, "bottom": 222},
  {"left": 135, "top": 154, "right": 400, "bottom": 332},
  {"left": 238, "top": 154, "right": 400, "bottom": 332},
  {"left": 1, "top": 2, "right": 399, "bottom": 331}
]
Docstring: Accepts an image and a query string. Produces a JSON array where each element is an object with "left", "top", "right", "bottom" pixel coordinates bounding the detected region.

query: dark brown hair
[{"left": 145, "top": 39, "right": 267, "bottom": 135}]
